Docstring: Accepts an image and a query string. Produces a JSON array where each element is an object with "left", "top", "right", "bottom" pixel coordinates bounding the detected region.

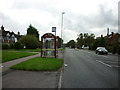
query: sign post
[{"left": 52, "top": 27, "right": 57, "bottom": 58}]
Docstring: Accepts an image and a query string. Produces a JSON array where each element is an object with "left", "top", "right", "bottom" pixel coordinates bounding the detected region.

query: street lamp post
[{"left": 61, "top": 12, "right": 65, "bottom": 48}]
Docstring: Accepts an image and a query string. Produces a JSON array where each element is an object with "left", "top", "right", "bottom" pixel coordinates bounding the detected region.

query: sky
[{"left": 0, "top": 0, "right": 119, "bottom": 43}]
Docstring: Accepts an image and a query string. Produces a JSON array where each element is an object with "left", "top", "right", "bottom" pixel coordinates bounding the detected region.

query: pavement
[
  {"left": 2, "top": 51, "right": 64, "bottom": 88},
  {"left": 61, "top": 48, "right": 119, "bottom": 88},
  {"left": 2, "top": 54, "right": 39, "bottom": 73},
  {"left": 2, "top": 70, "right": 61, "bottom": 88}
]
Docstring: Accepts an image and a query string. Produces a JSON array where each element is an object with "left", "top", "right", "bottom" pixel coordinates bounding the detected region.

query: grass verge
[
  {"left": 3, "top": 49, "right": 40, "bottom": 52},
  {"left": 10, "top": 57, "right": 63, "bottom": 71},
  {"left": 3, "top": 48, "right": 65, "bottom": 52},
  {"left": 2, "top": 51, "right": 37, "bottom": 63}
]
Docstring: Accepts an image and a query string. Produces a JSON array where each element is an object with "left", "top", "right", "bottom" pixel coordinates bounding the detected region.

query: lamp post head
[{"left": 62, "top": 12, "right": 65, "bottom": 14}]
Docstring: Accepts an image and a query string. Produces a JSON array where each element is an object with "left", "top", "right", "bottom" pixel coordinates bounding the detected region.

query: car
[
  {"left": 95, "top": 47, "right": 108, "bottom": 55},
  {"left": 81, "top": 45, "right": 89, "bottom": 49}
]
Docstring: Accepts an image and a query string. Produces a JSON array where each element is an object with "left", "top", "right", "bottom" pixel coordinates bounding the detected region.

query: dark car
[{"left": 95, "top": 47, "right": 108, "bottom": 55}]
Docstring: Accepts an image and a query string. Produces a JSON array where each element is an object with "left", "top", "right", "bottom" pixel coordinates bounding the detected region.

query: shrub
[
  {"left": 2, "top": 43, "right": 10, "bottom": 49},
  {"left": 9, "top": 43, "right": 14, "bottom": 49},
  {"left": 19, "top": 35, "right": 39, "bottom": 49},
  {"left": 117, "top": 46, "right": 120, "bottom": 55},
  {"left": 112, "top": 46, "right": 117, "bottom": 54},
  {"left": 14, "top": 42, "right": 24, "bottom": 49}
]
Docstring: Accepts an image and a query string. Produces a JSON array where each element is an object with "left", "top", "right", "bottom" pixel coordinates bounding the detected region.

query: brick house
[
  {"left": 107, "top": 32, "right": 120, "bottom": 46},
  {"left": 105, "top": 32, "right": 120, "bottom": 54}
]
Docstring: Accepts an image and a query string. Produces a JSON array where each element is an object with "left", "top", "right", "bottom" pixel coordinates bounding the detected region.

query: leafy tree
[
  {"left": 27, "top": 24, "right": 39, "bottom": 40},
  {"left": 76, "top": 33, "right": 84, "bottom": 48},
  {"left": 57, "top": 36, "right": 63, "bottom": 48},
  {"left": 19, "top": 35, "right": 39, "bottom": 49},
  {"left": 87, "top": 33, "right": 95, "bottom": 50},
  {"left": 92, "top": 36, "right": 107, "bottom": 50},
  {"left": 76, "top": 33, "right": 95, "bottom": 49},
  {"left": 67, "top": 40, "right": 76, "bottom": 48}
]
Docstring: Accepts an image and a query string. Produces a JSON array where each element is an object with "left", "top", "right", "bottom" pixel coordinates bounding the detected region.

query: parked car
[
  {"left": 95, "top": 47, "right": 108, "bottom": 55},
  {"left": 81, "top": 45, "right": 89, "bottom": 49}
]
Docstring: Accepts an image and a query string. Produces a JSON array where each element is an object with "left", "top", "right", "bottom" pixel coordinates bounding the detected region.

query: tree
[
  {"left": 67, "top": 40, "right": 76, "bottom": 48},
  {"left": 76, "top": 33, "right": 95, "bottom": 49},
  {"left": 87, "top": 33, "right": 95, "bottom": 50},
  {"left": 57, "top": 36, "right": 63, "bottom": 48},
  {"left": 27, "top": 24, "right": 39, "bottom": 40},
  {"left": 14, "top": 42, "right": 24, "bottom": 49},
  {"left": 92, "top": 36, "right": 107, "bottom": 50},
  {"left": 19, "top": 35, "right": 39, "bottom": 49},
  {"left": 76, "top": 33, "right": 84, "bottom": 48}
]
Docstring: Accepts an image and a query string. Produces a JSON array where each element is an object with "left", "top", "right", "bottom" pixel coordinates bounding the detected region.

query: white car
[{"left": 95, "top": 47, "right": 108, "bottom": 55}]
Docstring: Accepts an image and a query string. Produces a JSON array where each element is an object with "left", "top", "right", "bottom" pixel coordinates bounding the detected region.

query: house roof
[
  {"left": 0, "top": 25, "right": 22, "bottom": 39},
  {"left": 107, "top": 33, "right": 120, "bottom": 44}
]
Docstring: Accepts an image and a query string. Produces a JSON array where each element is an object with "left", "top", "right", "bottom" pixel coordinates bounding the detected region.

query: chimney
[
  {"left": 18, "top": 32, "right": 20, "bottom": 35},
  {"left": 107, "top": 28, "right": 109, "bottom": 36},
  {"left": 111, "top": 32, "right": 114, "bottom": 36},
  {"left": 1, "top": 25, "right": 4, "bottom": 31},
  {"left": 101, "top": 35, "right": 103, "bottom": 38}
]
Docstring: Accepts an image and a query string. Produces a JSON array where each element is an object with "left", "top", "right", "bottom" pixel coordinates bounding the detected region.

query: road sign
[{"left": 52, "top": 27, "right": 56, "bottom": 32}]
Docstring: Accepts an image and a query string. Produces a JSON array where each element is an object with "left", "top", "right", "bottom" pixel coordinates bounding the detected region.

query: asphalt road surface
[{"left": 61, "top": 48, "right": 119, "bottom": 88}]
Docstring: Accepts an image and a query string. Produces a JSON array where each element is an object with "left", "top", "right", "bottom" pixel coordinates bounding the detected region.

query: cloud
[
  {"left": 0, "top": 0, "right": 118, "bottom": 42},
  {"left": 0, "top": 12, "right": 26, "bottom": 34},
  {"left": 63, "top": 4, "right": 118, "bottom": 39}
]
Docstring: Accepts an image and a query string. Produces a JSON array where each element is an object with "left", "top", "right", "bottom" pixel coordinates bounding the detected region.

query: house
[
  {"left": 104, "top": 32, "right": 120, "bottom": 54},
  {"left": 0, "top": 25, "right": 22, "bottom": 43},
  {"left": 107, "top": 32, "right": 120, "bottom": 46}
]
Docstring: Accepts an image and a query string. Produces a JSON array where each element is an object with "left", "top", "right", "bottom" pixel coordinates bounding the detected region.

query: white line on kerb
[
  {"left": 58, "top": 70, "right": 62, "bottom": 88},
  {"left": 96, "top": 60, "right": 112, "bottom": 67}
]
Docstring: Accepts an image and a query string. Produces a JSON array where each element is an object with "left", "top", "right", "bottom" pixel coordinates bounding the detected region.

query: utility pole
[{"left": 61, "top": 12, "right": 65, "bottom": 48}]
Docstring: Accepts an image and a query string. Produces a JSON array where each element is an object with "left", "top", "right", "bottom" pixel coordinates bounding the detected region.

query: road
[{"left": 61, "top": 48, "right": 119, "bottom": 88}]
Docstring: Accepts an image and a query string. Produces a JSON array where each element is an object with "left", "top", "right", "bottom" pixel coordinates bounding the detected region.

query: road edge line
[
  {"left": 96, "top": 60, "right": 112, "bottom": 68},
  {"left": 58, "top": 69, "right": 63, "bottom": 89}
]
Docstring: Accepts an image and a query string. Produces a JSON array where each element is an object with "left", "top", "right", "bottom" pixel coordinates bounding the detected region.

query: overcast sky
[{"left": 0, "top": 0, "right": 119, "bottom": 42}]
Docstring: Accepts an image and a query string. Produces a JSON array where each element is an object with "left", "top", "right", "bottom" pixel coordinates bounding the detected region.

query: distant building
[
  {"left": 0, "top": 25, "right": 22, "bottom": 43},
  {"left": 107, "top": 32, "right": 120, "bottom": 46}
]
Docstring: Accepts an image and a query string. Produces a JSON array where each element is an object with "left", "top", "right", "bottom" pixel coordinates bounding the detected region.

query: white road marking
[
  {"left": 0, "top": 65, "right": 3, "bottom": 67},
  {"left": 103, "top": 60, "right": 119, "bottom": 63},
  {"left": 111, "top": 65, "right": 120, "bottom": 68},
  {"left": 64, "top": 64, "right": 68, "bottom": 67},
  {"left": 96, "top": 60, "right": 112, "bottom": 68},
  {"left": 58, "top": 70, "right": 62, "bottom": 88}
]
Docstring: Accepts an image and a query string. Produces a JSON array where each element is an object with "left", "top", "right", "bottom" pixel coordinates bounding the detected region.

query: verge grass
[
  {"left": 2, "top": 51, "right": 37, "bottom": 63},
  {"left": 3, "top": 49, "right": 40, "bottom": 52},
  {"left": 10, "top": 57, "right": 63, "bottom": 71},
  {"left": 3, "top": 48, "right": 65, "bottom": 52}
]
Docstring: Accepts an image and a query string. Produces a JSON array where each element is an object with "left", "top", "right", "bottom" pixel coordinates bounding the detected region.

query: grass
[
  {"left": 3, "top": 48, "right": 65, "bottom": 52},
  {"left": 3, "top": 49, "right": 40, "bottom": 52},
  {"left": 0, "top": 50, "right": 2, "bottom": 62},
  {"left": 2, "top": 51, "right": 38, "bottom": 63},
  {"left": 10, "top": 57, "right": 63, "bottom": 71},
  {"left": 58, "top": 48, "right": 65, "bottom": 51}
]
